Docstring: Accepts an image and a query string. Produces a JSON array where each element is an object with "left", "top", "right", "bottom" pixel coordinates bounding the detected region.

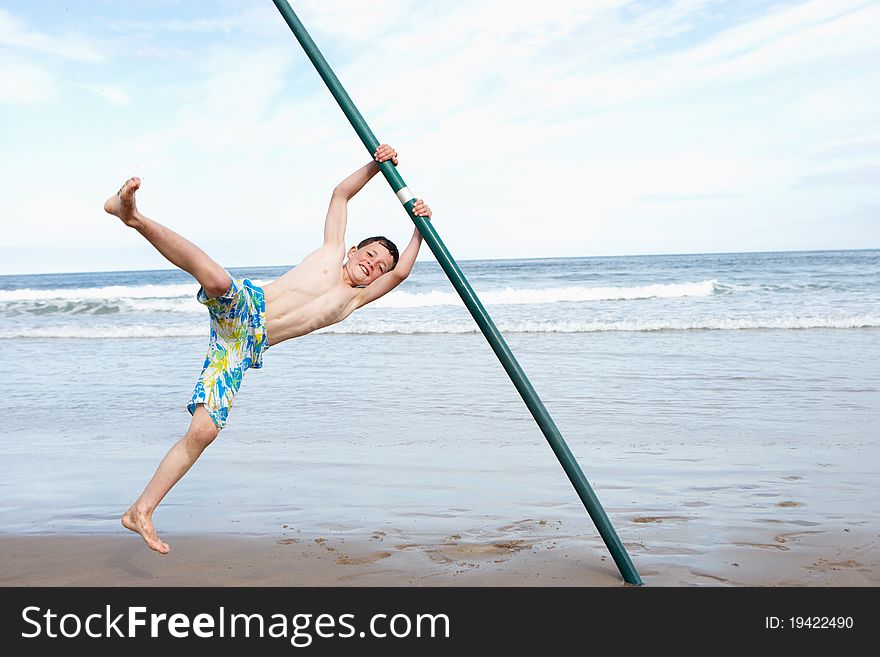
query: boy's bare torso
[{"left": 262, "top": 245, "right": 359, "bottom": 345}]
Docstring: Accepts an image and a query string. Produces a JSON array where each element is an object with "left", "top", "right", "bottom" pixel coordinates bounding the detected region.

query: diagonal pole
[{"left": 271, "top": 0, "right": 643, "bottom": 586}]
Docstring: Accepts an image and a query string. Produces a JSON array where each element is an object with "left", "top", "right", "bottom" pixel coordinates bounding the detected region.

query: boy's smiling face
[{"left": 344, "top": 242, "right": 394, "bottom": 286}]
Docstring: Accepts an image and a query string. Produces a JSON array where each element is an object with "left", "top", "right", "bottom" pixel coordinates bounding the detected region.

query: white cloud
[
  {"left": 0, "top": 56, "right": 55, "bottom": 104},
  {"left": 561, "top": 0, "right": 879, "bottom": 113},
  {"left": 108, "top": 2, "right": 282, "bottom": 37},
  {"left": 0, "top": 8, "right": 104, "bottom": 62},
  {"left": 294, "top": 0, "right": 416, "bottom": 40},
  {"left": 79, "top": 83, "right": 131, "bottom": 107}
]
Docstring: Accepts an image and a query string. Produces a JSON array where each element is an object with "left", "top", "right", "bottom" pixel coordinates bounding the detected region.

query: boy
[{"left": 104, "top": 144, "right": 431, "bottom": 553}]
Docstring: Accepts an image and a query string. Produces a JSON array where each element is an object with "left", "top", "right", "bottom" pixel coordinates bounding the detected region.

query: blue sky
[{"left": 1, "top": 0, "right": 878, "bottom": 274}]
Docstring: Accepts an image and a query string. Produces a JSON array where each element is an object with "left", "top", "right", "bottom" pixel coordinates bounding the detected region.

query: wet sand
[{"left": 2, "top": 519, "right": 876, "bottom": 587}]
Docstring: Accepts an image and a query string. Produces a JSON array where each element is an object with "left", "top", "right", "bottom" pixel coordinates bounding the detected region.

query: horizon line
[{"left": 1, "top": 247, "right": 878, "bottom": 278}]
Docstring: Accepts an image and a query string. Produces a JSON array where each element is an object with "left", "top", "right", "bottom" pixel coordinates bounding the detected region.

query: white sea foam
[
  {"left": 0, "top": 280, "right": 719, "bottom": 315},
  {"left": 0, "top": 283, "right": 198, "bottom": 301},
  {"left": 373, "top": 280, "right": 718, "bottom": 307},
  {"left": 1, "top": 297, "right": 202, "bottom": 315},
  {"left": 1, "top": 324, "right": 207, "bottom": 339},
  {"left": 3, "top": 315, "right": 877, "bottom": 338},
  {"left": 321, "top": 315, "right": 880, "bottom": 334}
]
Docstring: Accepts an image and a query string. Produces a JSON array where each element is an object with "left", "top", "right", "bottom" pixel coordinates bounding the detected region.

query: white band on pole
[{"left": 395, "top": 186, "right": 415, "bottom": 204}]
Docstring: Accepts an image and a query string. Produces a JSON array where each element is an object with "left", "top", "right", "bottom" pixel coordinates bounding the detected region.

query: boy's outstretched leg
[
  {"left": 104, "top": 177, "right": 231, "bottom": 297},
  {"left": 121, "top": 405, "right": 219, "bottom": 554}
]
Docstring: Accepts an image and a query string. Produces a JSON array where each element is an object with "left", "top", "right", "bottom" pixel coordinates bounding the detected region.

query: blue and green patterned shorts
[{"left": 187, "top": 274, "right": 269, "bottom": 429}]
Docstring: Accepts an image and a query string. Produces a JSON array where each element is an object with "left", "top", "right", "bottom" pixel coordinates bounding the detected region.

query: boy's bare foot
[
  {"left": 121, "top": 505, "right": 170, "bottom": 554},
  {"left": 104, "top": 177, "right": 142, "bottom": 226}
]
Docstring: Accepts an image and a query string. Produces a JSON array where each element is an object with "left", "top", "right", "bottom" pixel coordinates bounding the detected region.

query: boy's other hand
[
  {"left": 374, "top": 144, "right": 398, "bottom": 166},
  {"left": 412, "top": 198, "right": 431, "bottom": 219}
]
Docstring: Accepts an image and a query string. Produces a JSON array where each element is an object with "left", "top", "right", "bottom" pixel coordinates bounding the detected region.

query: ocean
[{"left": 1, "top": 250, "right": 878, "bottom": 556}]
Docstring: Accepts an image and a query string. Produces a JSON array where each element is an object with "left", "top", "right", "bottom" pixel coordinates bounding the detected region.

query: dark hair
[{"left": 357, "top": 236, "right": 399, "bottom": 270}]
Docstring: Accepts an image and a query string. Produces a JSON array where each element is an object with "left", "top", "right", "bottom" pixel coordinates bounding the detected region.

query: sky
[{"left": 1, "top": 0, "right": 878, "bottom": 275}]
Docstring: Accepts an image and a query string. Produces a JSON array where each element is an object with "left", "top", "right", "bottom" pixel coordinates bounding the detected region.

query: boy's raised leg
[
  {"left": 121, "top": 405, "right": 219, "bottom": 554},
  {"left": 104, "top": 177, "right": 231, "bottom": 297}
]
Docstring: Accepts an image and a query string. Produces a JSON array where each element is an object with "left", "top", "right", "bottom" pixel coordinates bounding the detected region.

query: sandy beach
[{"left": 2, "top": 519, "right": 876, "bottom": 587}]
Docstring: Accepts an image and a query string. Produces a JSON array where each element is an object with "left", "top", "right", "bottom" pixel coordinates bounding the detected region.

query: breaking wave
[{"left": 2, "top": 315, "right": 877, "bottom": 338}]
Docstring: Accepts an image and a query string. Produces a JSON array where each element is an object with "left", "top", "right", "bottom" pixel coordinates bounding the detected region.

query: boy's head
[
  {"left": 356, "top": 236, "right": 399, "bottom": 267},
  {"left": 345, "top": 236, "right": 399, "bottom": 285}
]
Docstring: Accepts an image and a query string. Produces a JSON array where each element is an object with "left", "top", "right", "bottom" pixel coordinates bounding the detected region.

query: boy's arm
[
  {"left": 323, "top": 145, "right": 398, "bottom": 247},
  {"left": 356, "top": 200, "right": 431, "bottom": 308}
]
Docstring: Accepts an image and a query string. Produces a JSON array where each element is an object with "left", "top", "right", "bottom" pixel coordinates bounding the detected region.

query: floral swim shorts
[{"left": 187, "top": 274, "right": 269, "bottom": 429}]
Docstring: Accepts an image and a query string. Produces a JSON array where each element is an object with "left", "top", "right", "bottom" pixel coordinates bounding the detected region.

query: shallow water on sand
[{"left": 2, "top": 328, "right": 877, "bottom": 567}]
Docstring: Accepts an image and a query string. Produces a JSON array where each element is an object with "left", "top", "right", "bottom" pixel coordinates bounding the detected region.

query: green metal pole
[{"left": 271, "top": 0, "right": 642, "bottom": 586}]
